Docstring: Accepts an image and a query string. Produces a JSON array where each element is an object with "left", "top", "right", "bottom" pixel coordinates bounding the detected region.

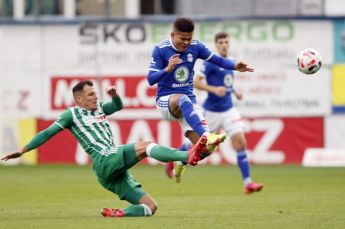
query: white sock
[
  {"left": 146, "top": 143, "right": 157, "bottom": 157},
  {"left": 140, "top": 204, "right": 152, "bottom": 216},
  {"left": 202, "top": 132, "right": 210, "bottom": 137},
  {"left": 244, "top": 177, "right": 252, "bottom": 187}
]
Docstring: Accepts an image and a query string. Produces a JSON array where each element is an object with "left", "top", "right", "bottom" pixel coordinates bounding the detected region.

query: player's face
[
  {"left": 171, "top": 31, "right": 193, "bottom": 52},
  {"left": 215, "top": 37, "right": 230, "bottom": 57},
  {"left": 78, "top": 85, "right": 98, "bottom": 111}
]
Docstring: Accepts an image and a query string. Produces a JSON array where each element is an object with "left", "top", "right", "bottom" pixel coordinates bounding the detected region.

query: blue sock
[
  {"left": 237, "top": 150, "right": 251, "bottom": 183},
  {"left": 179, "top": 143, "right": 190, "bottom": 151},
  {"left": 179, "top": 143, "right": 191, "bottom": 165},
  {"left": 178, "top": 95, "right": 206, "bottom": 137},
  {"left": 180, "top": 142, "right": 209, "bottom": 163}
]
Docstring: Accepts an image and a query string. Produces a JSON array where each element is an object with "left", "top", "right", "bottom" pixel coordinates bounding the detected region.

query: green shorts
[{"left": 91, "top": 143, "right": 147, "bottom": 204}]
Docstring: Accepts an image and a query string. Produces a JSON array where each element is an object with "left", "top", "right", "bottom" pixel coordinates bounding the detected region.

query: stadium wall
[{"left": 0, "top": 18, "right": 344, "bottom": 165}]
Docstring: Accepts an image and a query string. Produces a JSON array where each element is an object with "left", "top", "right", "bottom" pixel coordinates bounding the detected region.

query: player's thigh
[
  {"left": 122, "top": 143, "right": 140, "bottom": 169},
  {"left": 96, "top": 144, "right": 139, "bottom": 178},
  {"left": 99, "top": 171, "right": 145, "bottom": 204},
  {"left": 123, "top": 185, "right": 148, "bottom": 205},
  {"left": 222, "top": 108, "right": 245, "bottom": 137},
  {"left": 156, "top": 95, "right": 179, "bottom": 121},
  {"left": 179, "top": 104, "right": 209, "bottom": 136},
  {"left": 203, "top": 110, "right": 223, "bottom": 133}
]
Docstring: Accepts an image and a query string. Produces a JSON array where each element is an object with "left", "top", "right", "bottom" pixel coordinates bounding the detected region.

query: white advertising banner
[
  {"left": 326, "top": 115, "right": 345, "bottom": 148},
  {"left": 0, "top": 20, "right": 332, "bottom": 118},
  {"left": 230, "top": 67, "right": 331, "bottom": 117}
]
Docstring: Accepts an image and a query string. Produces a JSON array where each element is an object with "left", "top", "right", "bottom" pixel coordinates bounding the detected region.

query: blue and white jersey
[
  {"left": 148, "top": 39, "right": 214, "bottom": 104},
  {"left": 199, "top": 60, "right": 235, "bottom": 112}
]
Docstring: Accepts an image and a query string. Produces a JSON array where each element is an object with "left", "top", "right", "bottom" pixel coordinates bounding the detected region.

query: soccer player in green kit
[{"left": 1, "top": 80, "right": 207, "bottom": 218}]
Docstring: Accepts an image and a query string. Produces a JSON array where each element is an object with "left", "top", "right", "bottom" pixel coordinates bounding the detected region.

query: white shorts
[
  {"left": 156, "top": 95, "right": 209, "bottom": 135},
  {"left": 203, "top": 107, "right": 244, "bottom": 137}
]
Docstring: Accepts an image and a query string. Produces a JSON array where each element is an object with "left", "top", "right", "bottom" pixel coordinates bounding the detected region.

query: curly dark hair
[{"left": 173, "top": 18, "right": 195, "bottom": 33}]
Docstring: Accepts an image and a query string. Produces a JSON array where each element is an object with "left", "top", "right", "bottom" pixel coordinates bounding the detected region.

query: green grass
[{"left": 0, "top": 165, "right": 344, "bottom": 229}]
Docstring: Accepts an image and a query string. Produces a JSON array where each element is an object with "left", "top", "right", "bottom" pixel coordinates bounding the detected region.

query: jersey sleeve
[
  {"left": 25, "top": 111, "right": 71, "bottom": 152},
  {"left": 101, "top": 97, "right": 124, "bottom": 115},
  {"left": 148, "top": 46, "right": 165, "bottom": 71},
  {"left": 147, "top": 46, "right": 168, "bottom": 85},
  {"left": 55, "top": 109, "right": 73, "bottom": 129},
  {"left": 197, "top": 41, "right": 214, "bottom": 60},
  {"left": 198, "top": 61, "right": 213, "bottom": 79}
]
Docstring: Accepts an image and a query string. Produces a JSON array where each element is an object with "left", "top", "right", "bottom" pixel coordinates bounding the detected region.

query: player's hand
[
  {"left": 212, "top": 86, "right": 227, "bottom": 97},
  {"left": 106, "top": 86, "right": 119, "bottom": 98},
  {"left": 165, "top": 54, "right": 182, "bottom": 73},
  {"left": 235, "top": 91, "right": 243, "bottom": 100},
  {"left": 1, "top": 152, "right": 23, "bottom": 161},
  {"left": 235, "top": 61, "right": 254, "bottom": 72}
]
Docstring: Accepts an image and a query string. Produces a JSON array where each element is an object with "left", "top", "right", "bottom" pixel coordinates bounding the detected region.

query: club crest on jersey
[
  {"left": 174, "top": 66, "right": 189, "bottom": 83},
  {"left": 224, "top": 74, "right": 233, "bottom": 87},
  {"left": 187, "top": 53, "right": 193, "bottom": 62}
]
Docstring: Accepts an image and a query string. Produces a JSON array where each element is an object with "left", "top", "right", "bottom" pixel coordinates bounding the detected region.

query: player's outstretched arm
[
  {"left": 235, "top": 61, "right": 254, "bottom": 72},
  {"left": 1, "top": 124, "right": 63, "bottom": 161},
  {"left": 1, "top": 147, "right": 28, "bottom": 161}
]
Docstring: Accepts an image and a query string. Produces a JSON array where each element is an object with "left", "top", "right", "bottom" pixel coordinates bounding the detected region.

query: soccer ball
[{"left": 297, "top": 48, "right": 322, "bottom": 74}]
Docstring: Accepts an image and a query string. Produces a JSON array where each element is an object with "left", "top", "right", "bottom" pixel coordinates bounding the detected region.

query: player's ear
[{"left": 75, "top": 95, "right": 82, "bottom": 103}]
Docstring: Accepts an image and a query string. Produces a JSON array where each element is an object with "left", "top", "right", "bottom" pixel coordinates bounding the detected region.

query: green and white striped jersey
[{"left": 54, "top": 102, "right": 116, "bottom": 157}]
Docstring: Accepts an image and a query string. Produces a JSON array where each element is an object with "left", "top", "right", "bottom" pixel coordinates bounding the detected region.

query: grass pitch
[{"left": 0, "top": 164, "right": 344, "bottom": 229}]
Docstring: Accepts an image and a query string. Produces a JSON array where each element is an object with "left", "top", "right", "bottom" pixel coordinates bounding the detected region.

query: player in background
[
  {"left": 147, "top": 18, "right": 254, "bottom": 167},
  {"left": 1, "top": 80, "right": 208, "bottom": 217},
  {"left": 167, "top": 32, "right": 263, "bottom": 194}
]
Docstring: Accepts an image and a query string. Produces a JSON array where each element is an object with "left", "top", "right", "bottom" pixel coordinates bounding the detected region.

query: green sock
[
  {"left": 148, "top": 144, "right": 188, "bottom": 162},
  {"left": 124, "top": 205, "right": 145, "bottom": 217}
]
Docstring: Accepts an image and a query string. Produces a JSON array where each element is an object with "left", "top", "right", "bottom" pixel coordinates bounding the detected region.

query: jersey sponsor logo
[
  {"left": 224, "top": 74, "right": 233, "bottom": 87},
  {"left": 82, "top": 114, "right": 106, "bottom": 125},
  {"left": 174, "top": 67, "right": 189, "bottom": 83},
  {"left": 172, "top": 83, "right": 189, "bottom": 88},
  {"left": 187, "top": 53, "right": 193, "bottom": 62}
]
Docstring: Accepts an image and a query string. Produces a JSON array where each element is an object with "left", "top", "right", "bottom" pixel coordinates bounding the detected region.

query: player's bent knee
[
  {"left": 135, "top": 141, "right": 155, "bottom": 159},
  {"left": 146, "top": 202, "right": 158, "bottom": 215},
  {"left": 232, "top": 133, "right": 247, "bottom": 150},
  {"left": 143, "top": 141, "right": 154, "bottom": 147},
  {"left": 237, "top": 138, "right": 247, "bottom": 149},
  {"left": 139, "top": 195, "right": 158, "bottom": 216}
]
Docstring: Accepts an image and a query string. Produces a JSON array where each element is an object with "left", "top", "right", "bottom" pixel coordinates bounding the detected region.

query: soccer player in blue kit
[
  {"left": 168, "top": 32, "right": 263, "bottom": 194},
  {"left": 148, "top": 18, "right": 254, "bottom": 169}
]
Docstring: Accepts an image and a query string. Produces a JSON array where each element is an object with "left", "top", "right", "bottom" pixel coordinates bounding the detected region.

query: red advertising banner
[
  {"left": 50, "top": 76, "right": 157, "bottom": 111},
  {"left": 37, "top": 117, "right": 323, "bottom": 164}
]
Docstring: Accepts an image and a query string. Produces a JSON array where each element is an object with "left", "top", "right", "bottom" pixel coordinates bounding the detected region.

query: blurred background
[{"left": 0, "top": 0, "right": 345, "bottom": 166}]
